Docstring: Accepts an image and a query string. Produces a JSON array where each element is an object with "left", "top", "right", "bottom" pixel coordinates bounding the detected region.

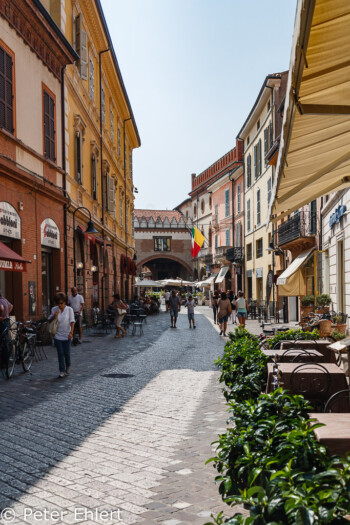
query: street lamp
[{"left": 73, "top": 206, "right": 98, "bottom": 287}]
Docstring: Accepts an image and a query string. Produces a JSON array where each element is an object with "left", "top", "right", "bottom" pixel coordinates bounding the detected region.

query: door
[
  {"left": 41, "top": 251, "right": 53, "bottom": 316},
  {"left": 247, "top": 277, "right": 252, "bottom": 301},
  {"left": 288, "top": 296, "right": 298, "bottom": 322}
]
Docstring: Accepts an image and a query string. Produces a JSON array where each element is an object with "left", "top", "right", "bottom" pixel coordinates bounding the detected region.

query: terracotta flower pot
[{"left": 319, "top": 319, "right": 332, "bottom": 337}]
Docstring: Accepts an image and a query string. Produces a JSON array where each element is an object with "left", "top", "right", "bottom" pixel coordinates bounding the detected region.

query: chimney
[{"left": 191, "top": 173, "right": 196, "bottom": 189}]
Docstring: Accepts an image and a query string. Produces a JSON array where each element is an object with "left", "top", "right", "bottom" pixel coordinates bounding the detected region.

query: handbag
[
  {"left": 48, "top": 316, "right": 59, "bottom": 336},
  {"left": 117, "top": 308, "right": 127, "bottom": 315}
]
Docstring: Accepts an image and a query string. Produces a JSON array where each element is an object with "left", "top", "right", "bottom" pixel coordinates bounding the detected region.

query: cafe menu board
[{"left": 328, "top": 337, "right": 350, "bottom": 352}]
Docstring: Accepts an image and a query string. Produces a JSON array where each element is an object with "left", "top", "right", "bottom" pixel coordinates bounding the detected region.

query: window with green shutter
[
  {"left": 247, "top": 199, "right": 251, "bottom": 231},
  {"left": 264, "top": 127, "right": 268, "bottom": 156},
  {"left": 226, "top": 229, "right": 230, "bottom": 246},
  {"left": 0, "top": 45, "right": 14, "bottom": 134},
  {"left": 225, "top": 188, "right": 230, "bottom": 217},
  {"left": 246, "top": 154, "right": 251, "bottom": 187},
  {"left": 43, "top": 90, "right": 55, "bottom": 162},
  {"left": 258, "top": 139, "right": 262, "bottom": 175},
  {"left": 269, "top": 122, "right": 273, "bottom": 148},
  {"left": 254, "top": 145, "right": 258, "bottom": 179}
]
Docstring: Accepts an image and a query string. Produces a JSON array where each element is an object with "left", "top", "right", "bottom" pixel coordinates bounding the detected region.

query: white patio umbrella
[{"left": 133, "top": 279, "right": 161, "bottom": 288}]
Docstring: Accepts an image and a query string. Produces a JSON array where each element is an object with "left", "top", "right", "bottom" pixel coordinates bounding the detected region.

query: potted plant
[
  {"left": 332, "top": 314, "right": 347, "bottom": 335},
  {"left": 316, "top": 293, "right": 332, "bottom": 313},
  {"left": 196, "top": 291, "right": 205, "bottom": 305},
  {"left": 300, "top": 295, "right": 314, "bottom": 318}
]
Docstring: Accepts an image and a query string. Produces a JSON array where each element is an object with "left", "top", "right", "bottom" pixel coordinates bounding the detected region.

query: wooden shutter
[
  {"left": 44, "top": 90, "right": 55, "bottom": 162},
  {"left": 75, "top": 133, "right": 82, "bottom": 184},
  {"left": 269, "top": 122, "right": 273, "bottom": 148},
  {"left": 91, "top": 155, "right": 97, "bottom": 199},
  {"left": 258, "top": 139, "right": 262, "bottom": 175},
  {"left": 101, "top": 87, "right": 105, "bottom": 123},
  {"left": 89, "top": 59, "right": 94, "bottom": 100},
  {"left": 0, "top": 46, "right": 14, "bottom": 133},
  {"left": 107, "top": 176, "right": 115, "bottom": 214},
  {"left": 254, "top": 145, "right": 257, "bottom": 179},
  {"left": 247, "top": 154, "right": 251, "bottom": 187},
  {"left": 75, "top": 15, "right": 87, "bottom": 80},
  {"left": 264, "top": 128, "right": 268, "bottom": 156}
]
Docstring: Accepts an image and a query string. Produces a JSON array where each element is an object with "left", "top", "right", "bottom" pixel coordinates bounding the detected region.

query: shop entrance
[{"left": 41, "top": 250, "right": 53, "bottom": 316}]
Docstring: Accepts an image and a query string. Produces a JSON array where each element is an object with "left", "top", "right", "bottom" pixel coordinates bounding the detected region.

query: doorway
[
  {"left": 338, "top": 240, "right": 345, "bottom": 312},
  {"left": 288, "top": 296, "right": 298, "bottom": 322}
]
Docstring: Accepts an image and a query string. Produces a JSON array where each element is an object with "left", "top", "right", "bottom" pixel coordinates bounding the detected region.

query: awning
[
  {"left": 215, "top": 266, "right": 230, "bottom": 284},
  {"left": 277, "top": 249, "right": 314, "bottom": 296},
  {"left": 133, "top": 279, "right": 160, "bottom": 288},
  {"left": 0, "top": 241, "right": 27, "bottom": 272},
  {"left": 268, "top": 0, "right": 350, "bottom": 223},
  {"left": 196, "top": 275, "right": 216, "bottom": 287}
]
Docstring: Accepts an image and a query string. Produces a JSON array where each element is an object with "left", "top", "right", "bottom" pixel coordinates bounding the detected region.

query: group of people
[
  {"left": 212, "top": 290, "right": 249, "bottom": 336},
  {"left": 164, "top": 290, "right": 196, "bottom": 329}
]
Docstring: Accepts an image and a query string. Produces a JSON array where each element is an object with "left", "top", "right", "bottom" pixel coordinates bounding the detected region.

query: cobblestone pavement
[{"left": 0, "top": 307, "right": 241, "bottom": 525}]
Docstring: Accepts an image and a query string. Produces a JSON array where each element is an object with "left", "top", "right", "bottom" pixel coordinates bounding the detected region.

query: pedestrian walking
[
  {"left": 68, "top": 287, "right": 84, "bottom": 343},
  {"left": 0, "top": 290, "right": 13, "bottom": 334},
  {"left": 164, "top": 290, "right": 170, "bottom": 312},
  {"left": 217, "top": 292, "right": 232, "bottom": 336},
  {"left": 212, "top": 292, "right": 219, "bottom": 324},
  {"left": 169, "top": 289, "right": 181, "bottom": 328},
  {"left": 49, "top": 292, "right": 75, "bottom": 378},
  {"left": 235, "top": 291, "right": 249, "bottom": 328},
  {"left": 231, "top": 293, "right": 237, "bottom": 324},
  {"left": 112, "top": 293, "right": 127, "bottom": 338},
  {"left": 185, "top": 295, "right": 196, "bottom": 329}
]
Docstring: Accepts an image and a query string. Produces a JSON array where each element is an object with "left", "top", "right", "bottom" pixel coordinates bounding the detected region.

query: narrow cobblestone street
[{"left": 0, "top": 307, "right": 236, "bottom": 525}]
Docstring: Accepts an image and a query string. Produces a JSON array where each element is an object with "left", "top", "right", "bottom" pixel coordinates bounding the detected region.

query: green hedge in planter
[
  {"left": 215, "top": 329, "right": 268, "bottom": 402},
  {"left": 268, "top": 328, "right": 320, "bottom": 350}
]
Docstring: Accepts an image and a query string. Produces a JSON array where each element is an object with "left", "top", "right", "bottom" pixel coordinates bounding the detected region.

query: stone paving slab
[{"left": 0, "top": 308, "right": 242, "bottom": 524}]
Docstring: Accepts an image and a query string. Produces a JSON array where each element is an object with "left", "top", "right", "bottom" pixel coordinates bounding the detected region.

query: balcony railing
[
  {"left": 215, "top": 246, "right": 230, "bottom": 258},
  {"left": 204, "top": 254, "right": 213, "bottom": 265},
  {"left": 278, "top": 211, "right": 318, "bottom": 247},
  {"left": 225, "top": 247, "right": 244, "bottom": 263}
]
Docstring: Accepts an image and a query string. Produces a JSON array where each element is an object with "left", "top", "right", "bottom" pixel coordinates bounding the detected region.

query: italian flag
[{"left": 191, "top": 226, "right": 205, "bottom": 258}]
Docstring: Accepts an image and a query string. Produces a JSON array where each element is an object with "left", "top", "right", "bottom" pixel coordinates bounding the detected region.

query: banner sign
[
  {"left": 41, "top": 218, "right": 60, "bottom": 249},
  {"left": 0, "top": 202, "right": 21, "bottom": 239},
  {"left": 0, "top": 259, "right": 26, "bottom": 272}
]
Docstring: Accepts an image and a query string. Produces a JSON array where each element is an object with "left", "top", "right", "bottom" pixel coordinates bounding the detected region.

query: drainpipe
[
  {"left": 99, "top": 48, "right": 110, "bottom": 310},
  {"left": 61, "top": 64, "right": 68, "bottom": 294}
]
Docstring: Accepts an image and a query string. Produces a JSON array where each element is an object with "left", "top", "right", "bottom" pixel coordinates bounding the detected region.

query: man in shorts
[
  {"left": 68, "top": 287, "right": 84, "bottom": 343},
  {"left": 169, "top": 290, "right": 181, "bottom": 328},
  {"left": 164, "top": 290, "right": 170, "bottom": 312}
]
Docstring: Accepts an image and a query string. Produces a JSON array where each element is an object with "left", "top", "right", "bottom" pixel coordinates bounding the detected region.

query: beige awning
[
  {"left": 277, "top": 249, "right": 314, "bottom": 296},
  {"left": 215, "top": 266, "right": 230, "bottom": 284},
  {"left": 268, "top": 0, "right": 350, "bottom": 223}
]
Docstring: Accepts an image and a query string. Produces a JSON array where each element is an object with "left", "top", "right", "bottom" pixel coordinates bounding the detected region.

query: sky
[{"left": 101, "top": 0, "right": 297, "bottom": 211}]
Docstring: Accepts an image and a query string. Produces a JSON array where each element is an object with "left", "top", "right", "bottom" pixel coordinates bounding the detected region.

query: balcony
[
  {"left": 204, "top": 253, "right": 213, "bottom": 265},
  {"left": 215, "top": 246, "right": 230, "bottom": 260},
  {"left": 226, "top": 247, "right": 244, "bottom": 263},
  {"left": 278, "top": 211, "right": 317, "bottom": 252}
]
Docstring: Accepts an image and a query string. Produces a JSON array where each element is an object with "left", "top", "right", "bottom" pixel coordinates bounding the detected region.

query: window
[
  {"left": 209, "top": 196, "right": 212, "bottom": 209},
  {"left": 254, "top": 144, "right": 258, "bottom": 180},
  {"left": 264, "top": 127, "right": 268, "bottom": 157},
  {"left": 257, "top": 189, "right": 261, "bottom": 226},
  {"left": 89, "top": 58, "right": 94, "bottom": 100},
  {"left": 247, "top": 199, "right": 251, "bottom": 231},
  {"left": 257, "top": 119, "right": 260, "bottom": 131},
  {"left": 237, "top": 183, "right": 241, "bottom": 213},
  {"left": 209, "top": 225, "right": 212, "bottom": 248},
  {"left": 0, "top": 44, "right": 14, "bottom": 133},
  {"left": 91, "top": 154, "right": 97, "bottom": 200},
  {"left": 117, "top": 126, "right": 121, "bottom": 156},
  {"left": 75, "top": 14, "right": 87, "bottom": 80},
  {"left": 267, "top": 178, "right": 272, "bottom": 204},
  {"left": 256, "top": 238, "right": 263, "bottom": 258},
  {"left": 225, "top": 188, "right": 230, "bottom": 217},
  {"left": 201, "top": 198, "right": 205, "bottom": 213},
  {"left": 267, "top": 100, "right": 271, "bottom": 112},
  {"left": 107, "top": 175, "right": 116, "bottom": 217},
  {"left": 154, "top": 237, "right": 171, "bottom": 251},
  {"left": 310, "top": 200, "right": 317, "bottom": 234},
  {"left": 43, "top": 88, "right": 55, "bottom": 162},
  {"left": 215, "top": 204, "right": 218, "bottom": 224},
  {"left": 215, "top": 234, "right": 218, "bottom": 248},
  {"left": 110, "top": 109, "right": 114, "bottom": 141},
  {"left": 246, "top": 154, "right": 251, "bottom": 188},
  {"left": 269, "top": 121, "right": 273, "bottom": 147},
  {"left": 101, "top": 86, "right": 105, "bottom": 124},
  {"left": 246, "top": 243, "right": 252, "bottom": 261},
  {"left": 246, "top": 136, "right": 250, "bottom": 148},
  {"left": 194, "top": 203, "right": 197, "bottom": 217},
  {"left": 75, "top": 131, "right": 83, "bottom": 184},
  {"left": 226, "top": 229, "right": 230, "bottom": 246}
]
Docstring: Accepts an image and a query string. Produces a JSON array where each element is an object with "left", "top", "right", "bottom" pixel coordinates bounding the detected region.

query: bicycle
[{"left": 6, "top": 321, "right": 34, "bottom": 378}]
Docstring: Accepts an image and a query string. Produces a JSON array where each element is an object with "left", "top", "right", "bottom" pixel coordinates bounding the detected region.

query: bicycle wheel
[
  {"left": 22, "top": 342, "right": 33, "bottom": 372},
  {"left": 6, "top": 341, "right": 16, "bottom": 379}
]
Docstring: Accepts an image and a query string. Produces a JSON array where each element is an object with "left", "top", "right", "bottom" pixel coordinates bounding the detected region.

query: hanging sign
[
  {"left": 0, "top": 202, "right": 21, "bottom": 239},
  {"left": 41, "top": 218, "right": 60, "bottom": 249},
  {"left": 329, "top": 205, "right": 346, "bottom": 229}
]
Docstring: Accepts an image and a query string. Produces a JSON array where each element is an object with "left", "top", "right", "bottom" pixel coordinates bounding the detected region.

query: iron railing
[
  {"left": 278, "top": 210, "right": 317, "bottom": 246},
  {"left": 226, "top": 247, "right": 244, "bottom": 262}
]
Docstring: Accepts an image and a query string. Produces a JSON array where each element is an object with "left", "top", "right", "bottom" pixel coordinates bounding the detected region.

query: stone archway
[{"left": 138, "top": 254, "right": 193, "bottom": 281}]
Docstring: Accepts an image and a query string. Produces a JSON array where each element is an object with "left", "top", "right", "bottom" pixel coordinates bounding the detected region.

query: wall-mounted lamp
[
  {"left": 77, "top": 262, "right": 84, "bottom": 270},
  {"left": 91, "top": 265, "right": 98, "bottom": 272}
]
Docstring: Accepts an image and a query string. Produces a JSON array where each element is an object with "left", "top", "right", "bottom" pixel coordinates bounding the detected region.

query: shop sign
[
  {"left": 256, "top": 268, "right": 263, "bottom": 278},
  {"left": 0, "top": 202, "right": 21, "bottom": 239},
  {"left": 41, "top": 218, "right": 60, "bottom": 249},
  {"left": 0, "top": 259, "right": 25, "bottom": 272},
  {"left": 329, "top": 205, "right": 346, "bottom": 229}
]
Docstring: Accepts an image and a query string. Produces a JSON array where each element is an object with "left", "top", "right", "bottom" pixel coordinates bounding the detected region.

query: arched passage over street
[{"left": 138, "top": 255, "right": 193, "bottom": 281}]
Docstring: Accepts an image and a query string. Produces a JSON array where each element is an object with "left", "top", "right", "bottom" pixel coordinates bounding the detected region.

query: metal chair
[
  {"left": 290, "top": 363, "right": 331, "bottom": 411},
  {"left": 132, "top": 317, "right": 144, "bottom": 336},
  {"left": 324, "top": 389, "right": 350, "bottom": 413},
  {"left": 280, "top": 348, "right": 319, "bottom": 363}
]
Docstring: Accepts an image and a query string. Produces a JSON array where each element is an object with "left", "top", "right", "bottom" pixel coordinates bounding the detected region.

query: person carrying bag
[{"left": 112, "top": 293, "right": 127, "bottom": 338}]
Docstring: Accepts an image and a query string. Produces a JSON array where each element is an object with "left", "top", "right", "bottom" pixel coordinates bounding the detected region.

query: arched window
[
  {"left": 201, "top": 199, "right": 205, "bottom": 213},
  {"left": 193, "top": 204, "right": 197, "bottom": 217}
]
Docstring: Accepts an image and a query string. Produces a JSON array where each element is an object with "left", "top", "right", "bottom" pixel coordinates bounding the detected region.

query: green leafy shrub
[
  {"left": 332, "top": 329, "right": 347, "bottom": 341},
  {"left": 301, "top": 295, "right": 315, "bottom": 306},
  {"left": 268, "top": 328, "right": 319, "bottom": 350},
  {"left": 316, "top": 293, "right": 332, "bottom": 307}
]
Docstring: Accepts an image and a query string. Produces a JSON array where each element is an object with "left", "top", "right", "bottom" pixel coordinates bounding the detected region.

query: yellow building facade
[
  {"left": 42, "top": 0, "right": 141, "bottom": 308},
  {"left": 238, "top": 74, "right": 286, "bottom": 306}
]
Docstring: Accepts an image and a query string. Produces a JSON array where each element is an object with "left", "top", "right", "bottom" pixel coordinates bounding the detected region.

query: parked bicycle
[{"left": 6, "top": 320, "right": 34, "bottom": 378}]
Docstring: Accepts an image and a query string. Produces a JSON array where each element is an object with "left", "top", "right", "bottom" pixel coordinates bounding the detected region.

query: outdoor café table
[
  {"left": 262, "top": 349, "right": 323, "bottom": 363},
  {"left": 280, "top": 340, "right": 335, "bottom": 363},
  {"left": 309, "top": 413, "right": 350, "bottom": 456},
  {"left": 266, "top": 363, "right": 348, "bottom": 408}
]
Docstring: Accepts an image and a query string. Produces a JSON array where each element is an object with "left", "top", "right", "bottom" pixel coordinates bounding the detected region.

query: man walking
[
  {"left": 164, "top": 290, "right": 170, "bottom": 312},
  {"left": 68, "top": 287, "right": 84, "bottom": 343},
  {"left": 169, "top": 290, "right": 181, "bottom": 328}
]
